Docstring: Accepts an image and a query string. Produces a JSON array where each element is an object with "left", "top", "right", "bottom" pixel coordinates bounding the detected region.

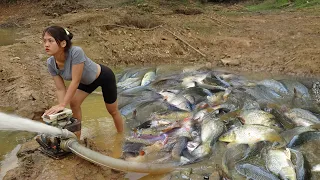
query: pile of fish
[{"left": 116, "top": 65, "right": 320, "bottom": 179}]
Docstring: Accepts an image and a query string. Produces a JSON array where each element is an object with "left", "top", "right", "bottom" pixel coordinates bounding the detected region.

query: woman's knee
[{"left": 108, "top": 108, "right": 120, "bottom": 116}]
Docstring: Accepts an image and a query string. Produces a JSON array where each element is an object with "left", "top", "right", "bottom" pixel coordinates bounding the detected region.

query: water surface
[{"left": 0, "top": 28, "right": 19, "bottom": 46}]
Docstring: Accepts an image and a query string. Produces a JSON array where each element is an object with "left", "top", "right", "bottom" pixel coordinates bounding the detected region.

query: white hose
[
  {"left": 60, "top": 129, "right": 77, "bottom": 139},
  {"left": 63, "top": 139, "right": 177, "bottom": 174}
]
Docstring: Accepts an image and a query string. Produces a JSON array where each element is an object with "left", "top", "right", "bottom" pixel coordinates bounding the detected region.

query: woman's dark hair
[{"left": 43, "top": 26, "right": 73, "bottom": 52}]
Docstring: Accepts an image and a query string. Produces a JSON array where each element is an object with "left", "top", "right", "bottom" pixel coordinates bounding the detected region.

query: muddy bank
[{"left": 3, "top": 140, "right": 126, "bottom": 180}]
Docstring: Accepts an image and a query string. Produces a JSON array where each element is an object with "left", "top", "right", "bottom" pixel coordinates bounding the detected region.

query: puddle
[
  {"left": 0, "top": 144, "right": 20, "bottom": 180},
  {"left": 0, "top": 28, "right": 19, "bottom": 46}
]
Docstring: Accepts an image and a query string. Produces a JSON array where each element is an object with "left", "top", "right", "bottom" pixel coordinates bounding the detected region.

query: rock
[
  {"left": 7, "top": 76, "right": 21, "bottom": 83},
  {"left": 220, "top": 58, "right": 240, "bottom": 66},
  {"left": 30, "top": 92, "right": 40, "bottom": 100},
  {"left": 17, "top": 139, "right": 39, "bottom": 158},
  {"left": 9, "top": 57, "right": 20, "bottom": 62},
  {"left": 4, "top": 85, "right": 16, "bottom": 92}
]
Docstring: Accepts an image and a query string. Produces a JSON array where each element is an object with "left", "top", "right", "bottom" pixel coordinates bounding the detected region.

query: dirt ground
[{"left": 0, "top": 0, "right": 320, "bottom": 179}]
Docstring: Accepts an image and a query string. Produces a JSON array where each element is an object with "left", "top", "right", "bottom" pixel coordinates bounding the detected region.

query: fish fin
[
  {"left": 266, "top": 134, "right": 286, "bottom": 148},
  {"left": 132, "top": 110, "right": 137, "bottom": 119},
  {"left": 310, "top": 124, "right": 320, "bottom": 130},
  {"left": 238, "top": 117, "right": 245, "bottom": 124},
  {"left": 284, "top": 148, "right": 291, "bottom": 159},
  {"left": 226, "top": 142, "right": 238, "bottom": 148},
  {"left": 293, "top": 87, "right": 303, "bottom": 99}
]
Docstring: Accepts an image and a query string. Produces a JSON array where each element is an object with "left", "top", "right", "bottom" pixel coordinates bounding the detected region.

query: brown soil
[{"left": 0, "top": 0, "right": 320, "bottom": 179}]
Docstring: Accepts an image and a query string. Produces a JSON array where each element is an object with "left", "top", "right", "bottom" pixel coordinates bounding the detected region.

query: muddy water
[
  {"left": 80, "top": 90, "right": 124, "bottom": 159},
  {"left": 0, "top": 90, "right": 123, "bottom": 177},
  {"left": 0, "top": 29, "right": 19, "bottom": 46},
  {"left": 1, "top": 67, "right": 319, "bottom": 179}
]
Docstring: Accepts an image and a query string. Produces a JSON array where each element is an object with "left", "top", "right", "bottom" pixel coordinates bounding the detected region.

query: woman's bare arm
[
  {"left": 44, "top": 63, "right": 84, "bottom": 115},
  {"left": 53, "top": 75, "right": 66, "bottom": 104},
  {"left": 60, "top": 63, "right": 84, "bottom": 107}
]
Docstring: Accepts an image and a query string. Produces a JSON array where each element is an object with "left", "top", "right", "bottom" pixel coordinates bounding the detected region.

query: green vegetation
[{"left": 246, "top": 0, "right": 320, "bottom": 11}]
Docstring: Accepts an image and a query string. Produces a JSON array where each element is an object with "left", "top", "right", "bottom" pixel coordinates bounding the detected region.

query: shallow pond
[
  {"left": 1, "top": 66, "right": 320, "bottom": 179},
  {"left": 0, "top": 28, "right": 20, "bottom": 46}
]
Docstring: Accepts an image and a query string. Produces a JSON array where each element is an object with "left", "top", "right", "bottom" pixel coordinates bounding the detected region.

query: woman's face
[{"left": 43, "top": 32, "right": 63, "bottom": 55}]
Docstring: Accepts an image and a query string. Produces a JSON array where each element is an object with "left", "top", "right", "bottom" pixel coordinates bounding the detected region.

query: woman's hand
[{"left": 44, "top": 104, "right": 65, "bottom": 115}]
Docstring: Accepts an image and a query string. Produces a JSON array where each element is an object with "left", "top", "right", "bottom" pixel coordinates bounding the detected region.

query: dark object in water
[
  {"left": 135, "top": 120, "right": 152, "bottom": 129},
  {"left": 287, "top": 131, "right": 320, "bottom": 148},
  {"left": 122, "top": 142, "right": 145, "bottom": 157}
]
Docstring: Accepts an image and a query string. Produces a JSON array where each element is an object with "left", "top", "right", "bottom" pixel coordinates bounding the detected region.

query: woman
[{"left": 42, "top": 25, "right": 123, "bottom": 137}]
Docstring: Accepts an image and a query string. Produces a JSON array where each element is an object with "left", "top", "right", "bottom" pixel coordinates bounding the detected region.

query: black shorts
[{"left": 78, "top": 64, "right": 117, "bottom": 104}]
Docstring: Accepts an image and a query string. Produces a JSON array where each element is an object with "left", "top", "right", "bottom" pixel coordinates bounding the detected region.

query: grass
[{"left": 246, "top": 0, "right": 320, "bottom": 11}]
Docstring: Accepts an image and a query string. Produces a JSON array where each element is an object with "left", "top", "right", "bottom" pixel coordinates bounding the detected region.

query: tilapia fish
[
  {"left": 219, "top": 124, "right": 284, "bottom": 145},
  {"left": 266, "top": 148, "right": 296, "bottom": 180}
]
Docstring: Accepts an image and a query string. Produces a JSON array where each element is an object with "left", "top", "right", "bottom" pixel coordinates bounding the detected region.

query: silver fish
[
  {"left": 284, "top": 108, "right": 320, "bottom": 126},
  {"left": 236, "top": 163, "right": 280, "bottom": 180},
  {"left": 266, "top": 148, "right": 296, "bottom": 180}
]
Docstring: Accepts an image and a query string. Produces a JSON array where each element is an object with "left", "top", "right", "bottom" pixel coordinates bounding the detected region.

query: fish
[
  {"left": 151, "top": 77, "right": 182, "bottom": 91},
  {"left": 206, "top": 91, "right": 226, "bottom": 106},
  {"left": 190, "top": 143, "right": 211, "bottom": 159},
  {"left": 119, "top": 86, "right": 154, "bottom": 96},
  {"left": 266, "top": 148, "right": 297, "bottom": 180},
  {"left": 235, "top": 163, "right": 280, "bottom": 180},
  {"left": 117, "top": 68, "right": 140, "bottom": 83},
  {"left": 181, "top": 73, "right": 209, "bottom": 88},
  {"left": 122, "top": 142, "right": 145, "bottom": 157},
  {"left": 141, "top": 71, "right": 156, "bottom": 86},
  {"left": 267, "top": 104, "right": 296, "bottom": 130},
  {"left": 210, "top": 71, "right": 231, "bottom": 87},
  {"left": 239, "top": 109, "right": 281, "bottom": 128},
  {"left": 120, "top": 99, "right": 157, "bottom": 118},
  {"left": 159, "top": 90, "right": 192, "bottom": 111},
  {"left": 245, "top": 86, "right": 279, "bottom": 106},
  {"left": 171, "top": 136, "right": 188, "bottom": 160},
  {"left": 117, "top": 77, "right": 141, "bottom": 88},
  {"left": 125, "top": 141, "right": 166, "bottom": 162},
  {"left": 242, "top": 99, "right": 260, "bottom": 110},
  {"left": 222, "top": 144, "right": 249, "bottom": 176},
  {"left": 288, "top": 148, "right": 307, "bottom": 180},
  {"left": 284, "top": 108, "right": 320, "bottom": 126},
  {"left": 279, "top": 79, "right": 310, "bottom": 99},
  {"left": 257, "top": 79, "right": 289, "bottom": 96},
  {"left": 117, "top": 67, "right": 155, "bottom": 82},
  {"left": 219, "top": 124, "right": 284, "bottom": 145},
  {"left": 201, "top": 118, "right": 225, "bottom": 145},
  {"left": 280, "top": 126, "right": 316, "bottom": 143},
  {"left": 151, "top": 111, "right": 191, "bottom": 122},
  {"left": 186, "top": 138, "right": 201, "bottom": 153},
  {"left": 287, "top": 131, "right": 320, "bottom": 148},
  {"left": 311, "top": 164, "right": 320, "bottom": 172},
  {"left": 194, "top": 81, "right": 227, "bottom": 92}
]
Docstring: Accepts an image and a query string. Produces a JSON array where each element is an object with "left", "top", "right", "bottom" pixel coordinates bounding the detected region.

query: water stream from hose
[{"left": 0, "top": 112, "right": 62, "bottom": 136}]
